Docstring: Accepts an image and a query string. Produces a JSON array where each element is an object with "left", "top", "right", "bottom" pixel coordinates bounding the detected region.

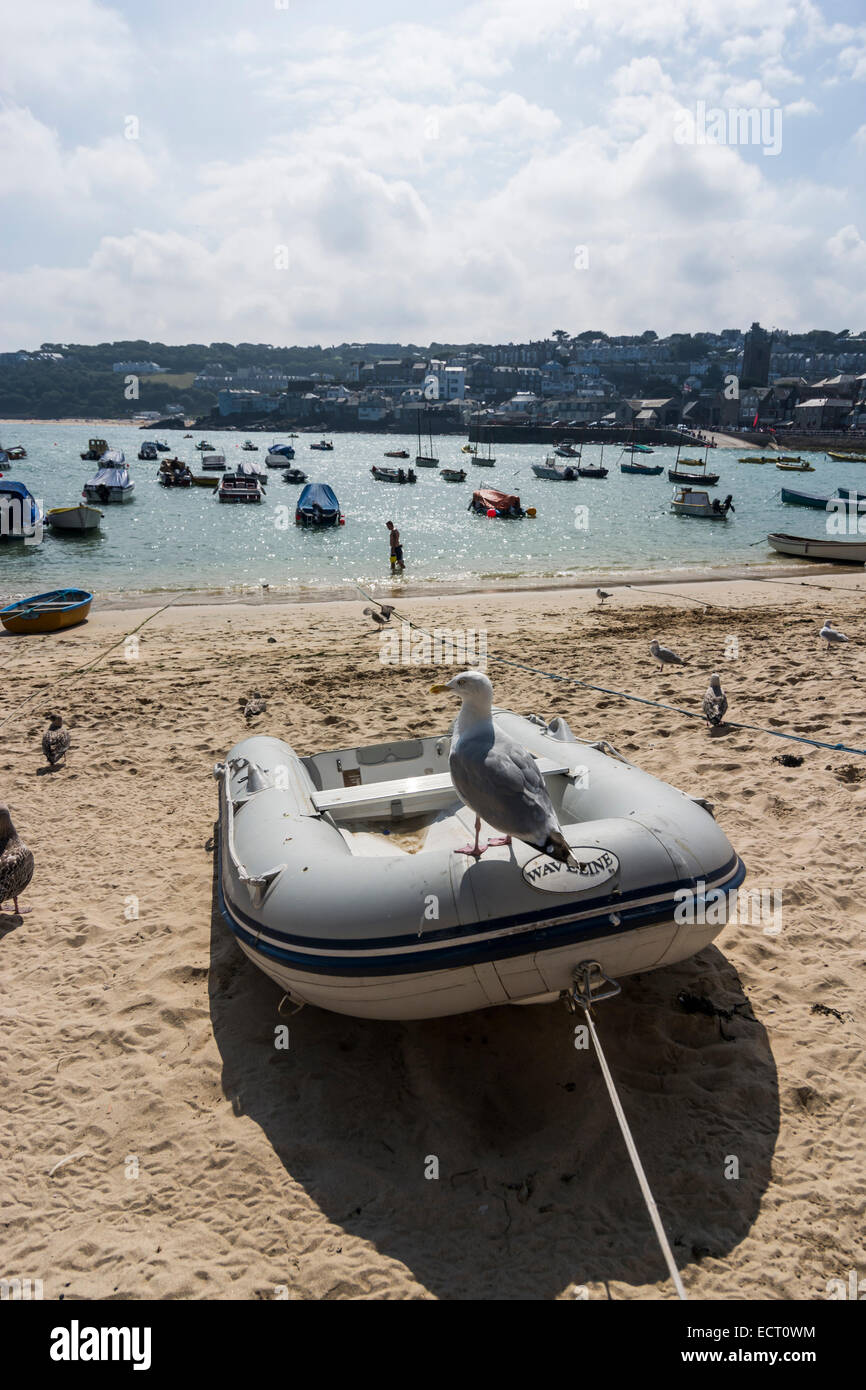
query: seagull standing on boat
[
  {"left": 702, "top": 674, "right": 728, "bottom": 727},
  {"left": 42, "top": 712, "right": 70, "bottom": 767},
  {"left": 0, "top": 805, "right": 34, "bottom": 916},
  {"left": 650, "top": 639, "right": 687, "bottom": 672},
  {"left": 819, "top": 620, "right": 849, "bottom": 651},
  {"left": 430, "top": 671, "right": 576, "bottom": 863}
]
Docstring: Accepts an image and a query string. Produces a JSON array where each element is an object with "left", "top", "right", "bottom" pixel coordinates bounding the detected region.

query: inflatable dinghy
[{"left": 214, "top": 710, "right": 746, "bottom": 1020}]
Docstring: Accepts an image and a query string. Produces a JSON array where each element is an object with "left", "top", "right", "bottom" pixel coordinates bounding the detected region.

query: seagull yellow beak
[{"left": 429, "top": 682, "right": 448, "bottom": 693}]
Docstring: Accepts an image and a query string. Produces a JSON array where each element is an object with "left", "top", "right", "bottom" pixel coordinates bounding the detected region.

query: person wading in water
[{"left": 386, "top": 519, "right": 405, "bottom": 572}]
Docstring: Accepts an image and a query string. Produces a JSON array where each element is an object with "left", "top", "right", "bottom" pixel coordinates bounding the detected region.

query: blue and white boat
[
  {"left": 214, "top": 709, "right": 746, "bottom": 1020},
  {"left": 0, "top": 480, "right": 44, "bottom": 540}
]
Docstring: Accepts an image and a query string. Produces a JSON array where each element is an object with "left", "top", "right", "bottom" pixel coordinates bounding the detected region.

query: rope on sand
[
  {"left": 356, "top": 585, "right": 866, "bottom": 758},
  {"left": 564, "top": 964, "right": 687, "bottom": 1300},
  {"left": 0, "top": 592, "right": 189, "bottom": 732}
]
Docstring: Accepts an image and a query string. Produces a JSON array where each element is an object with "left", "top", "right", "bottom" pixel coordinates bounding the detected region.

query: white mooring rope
[{"left": 580, "top": 1000, "right": 687, "bottom": 1300}]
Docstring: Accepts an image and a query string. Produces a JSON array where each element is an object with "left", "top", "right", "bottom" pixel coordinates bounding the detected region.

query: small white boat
[
  {"left": 200, "top": 452, "right": 227, "bottom": 471},
  {"left": 82, "top": 455, "right": 134, "bottom": 504},
  {"left": 532, "top": 455, "right": 579, "bottom": 480},
  {"left": 214, "top": 709, "right": 745, "bottom": 1021},
  {"left": 670, "top": 487, "right": 733, "bottom": 519},
  {"left": 46, "top": 504, "right": 103, "bottom": 532},
  {"left": 767, "top": 532, "right": 866, "bottom": 563}
]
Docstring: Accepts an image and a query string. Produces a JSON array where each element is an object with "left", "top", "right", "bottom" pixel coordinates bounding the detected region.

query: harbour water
[{"left": 1, "top": 423, "right": 864, "bottom": 601}]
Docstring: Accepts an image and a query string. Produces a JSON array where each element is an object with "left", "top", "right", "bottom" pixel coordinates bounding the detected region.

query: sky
[{"left": 1, "top": 0, "right": 865, "bottom": 349}]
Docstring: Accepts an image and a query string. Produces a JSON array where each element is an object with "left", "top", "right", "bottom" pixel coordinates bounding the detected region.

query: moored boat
[
  {"left": 469, "top": 488, "right": 533, "bottom": 518},
  {"left": 214, "top": 708, "right": 746, "bottom": 1020},
  {"left": 242, "top": 440, "right": 259, "bottom": 451},
  {"left": 218, "top": 472, "right": 263, "bottom": 503},
  {"left": 200, "top": 452, "right": 227, "bottom": 471},
  {"left": 670, "top": 487, "right": 734, "bottom": 519},
  {"left": 767, "top": 532, "right": 866, "bottom": 563},
  {"left": 826, "top": 451, "right": 866, "bottom": 462},
  {"left": 532, "top": 456, "right": 579, "bottom": 480},
  {"left": 295, "top": 482, "right": 343, "bottom": 526},
  {"left": 372, "top": 465, "right": 416, "bottom": 483},
  {"left": 191, "top": 474, "right": 219, "bottom": 488},
  {"left": 780, "top": 486, "right": 833, "bottom": 509},
  {"left": 1, "top": 588, "right": 93, "bottom": 634},
  {"left": 196, "top": 440, "right": 215, "bottom": 451},
  {"left": 282, "top": 468, "right": 308, "bottom": 483},
  {"left": 620, "top": 461, "right": 664, "bottom": 475},
  {"left": 776, "top": 460, "right": 814, "bottom": 472},
  {"left": 0, "top": 480, "right": 44, "bottom": 539},
  {"left": 46, "top": 504, "right": 103, "bottom": 533},
  {"left": 80, "top": 438, "right": 109, "bottom": 461},
  {"left": 138, "top": 442, "right": 159, "bottom": 461},
  {"left": 5, "top": 445, "right": 27, "bottom": 460},
  {"left": 158, "top": 458, "right": 194, "bottom": 487},
  {"left": 82, "top": 454, "right": 134, "bottom": 503},
  {"left": 266, "top": 443, "right": 296, "bottom": 466},
  {"left": 309, "top": 439, "right": 334, "bottom": 451},
  {"left": 384, "top": 449, "right": 410, "bottom": 459},
  {"left": 440, "top": 468, "right": 466, "bottom": 482},
  {"left": 577, "top": 465, "right": 608, "bottom": 478}
]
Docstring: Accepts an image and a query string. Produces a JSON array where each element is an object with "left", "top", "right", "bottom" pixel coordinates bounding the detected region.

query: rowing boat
[{"left": 1, "top": 588, "right": 93, "bottom": 634}]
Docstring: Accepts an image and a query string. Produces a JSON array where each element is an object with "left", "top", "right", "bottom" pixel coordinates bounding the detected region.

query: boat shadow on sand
[{"left": 207, "top": 851, "right": 778, "bottom": 1300}]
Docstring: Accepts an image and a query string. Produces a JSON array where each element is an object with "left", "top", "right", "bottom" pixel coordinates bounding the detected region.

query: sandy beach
[{"left": 1, "top": 574, "right": 864, "bottom": 1301}]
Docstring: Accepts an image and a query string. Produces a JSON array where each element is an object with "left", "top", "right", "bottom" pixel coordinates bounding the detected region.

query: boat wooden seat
[{"left": 311, "top": 756, "right": 576, "bottom": 820}]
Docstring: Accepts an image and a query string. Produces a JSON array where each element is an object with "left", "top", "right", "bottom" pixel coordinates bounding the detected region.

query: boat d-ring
[{"left": 560, "top": 960, "right": 621, "bottom": 1014}]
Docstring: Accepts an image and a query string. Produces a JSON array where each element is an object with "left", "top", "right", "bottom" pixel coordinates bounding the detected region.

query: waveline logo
[{"left": 50, "top": 1321, "right": 152, "bottom": 1371}]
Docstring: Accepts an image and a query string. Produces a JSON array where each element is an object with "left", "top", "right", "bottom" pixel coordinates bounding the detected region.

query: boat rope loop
[
  {"left": 0, "top": 592, "right": 189, "bottom": 732},
  {"left": 562, "top": 963, "right": 688, "bottom": 1301},
  {"left": 355, "top": 586, "right": 866, "bottom": 758}
]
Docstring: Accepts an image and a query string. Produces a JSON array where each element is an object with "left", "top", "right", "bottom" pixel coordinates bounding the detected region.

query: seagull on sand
[
  {"left": 429, "top": 670, "right": 576, "bottom": 863},
  {"left": 363, "top": 604, "right": 395, "bottom": 628},
  {"left": 42, "top": 712, "right": 70, "bottom": 768},
  {"left": 238, "top": 692, "right": 267, "bottom": 721},
  {"left": 0, "top": 804, "right": 34, "bottom": 916},
  {"left": 702, "top": 674, "right": 728, "bottom": 727},
  {"left": 819, "top": 620, "right": 849, "bottom": 651},
  {"left": 596, "top": 588, "right": 612, "bottom": 606},
  {"left": 650, "top": 639, "right": 687, "bottom": 672}
]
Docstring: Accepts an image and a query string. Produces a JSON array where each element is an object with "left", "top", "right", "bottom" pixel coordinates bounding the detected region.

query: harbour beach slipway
[{"left": 0, "top": 574, "right": 863, "bottom": 1299}]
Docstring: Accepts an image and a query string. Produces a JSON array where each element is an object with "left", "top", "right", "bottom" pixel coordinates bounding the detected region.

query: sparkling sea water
[{"left": 1, "top": 423, "right": 863, "bottom": 602}]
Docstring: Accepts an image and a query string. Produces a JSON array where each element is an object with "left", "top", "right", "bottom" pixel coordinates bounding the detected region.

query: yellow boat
[
  {"left": 739, "top": 456, "right": 772, "bottom": 463},
  {"left": 827, "top": 451, "right": 866, "bottom": 462},
  {"left": 776, "top": 461, "right": 815, "bottom": 472},
  {"left": 1, "top": 588, "right": 92, "bottom": 634}
]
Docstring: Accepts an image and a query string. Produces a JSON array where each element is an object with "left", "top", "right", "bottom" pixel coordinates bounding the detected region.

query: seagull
[
  {"left": 819, "top": 620, "right": 849, "bottom": 651},
  {"left": 238, "top": 692, "right": 267, "bottom": 720},
  {"left": 702, "top": 674, "right": 728, "bottom": 727},
  {"left": 0, "top": 804, "right": 34, "bottom": 916},
  {"left": 596, "top": 588, "right": 612, "bottom": 606},
  {"left": 363, "top": 606, "right": 393, "bottom": 628},
  {"left": 42, "top": 712, "right": 70, "bottom": 767},
  {"left": 650, "top": 639, "right": 687, "bottom": 672},
  {"left": 430, "top": 670, "right": 577, "bottom": 863}
]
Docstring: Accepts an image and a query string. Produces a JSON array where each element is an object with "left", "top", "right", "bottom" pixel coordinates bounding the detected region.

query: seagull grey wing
[{"left": 450, "top": 729, "right": 560, "bottom": 844}]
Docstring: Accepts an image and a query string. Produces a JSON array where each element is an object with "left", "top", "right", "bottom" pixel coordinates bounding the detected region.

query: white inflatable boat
[{"left": 214, "top": 710, "right": 746, "bottom": 1020}]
